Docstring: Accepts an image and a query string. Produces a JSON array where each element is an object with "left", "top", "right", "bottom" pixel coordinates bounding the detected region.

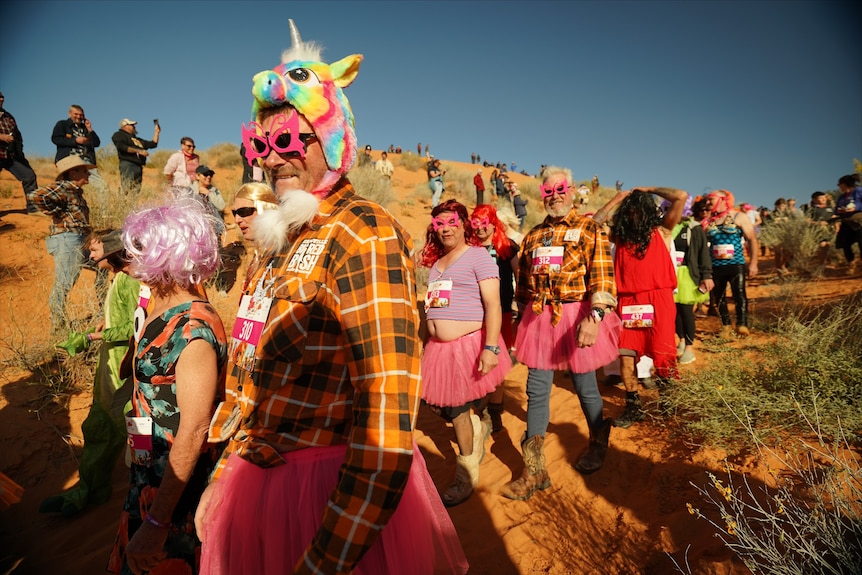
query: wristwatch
[
  {"left": 591, "top": 307, "right": 606, "bottom": 322},
  {"left": 483, "top": 345, "right": 501, "bottom": 355}
]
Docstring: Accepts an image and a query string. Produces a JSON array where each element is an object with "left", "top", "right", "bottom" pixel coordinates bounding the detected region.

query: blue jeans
[
  {"left": 430, "top": 179, "right": 443, "bottom": 208},
  {"left": 0, "top": 156, "right": 38, "bottom": 211},
  {"left": 119, "top": 160, "right": 143, "bottom": 195},
  {"left": 46, "top": 232, "right": 86, "bottom": 330},
  {"left": 525, "top": 368, "right": 604, "bottom": 438}
]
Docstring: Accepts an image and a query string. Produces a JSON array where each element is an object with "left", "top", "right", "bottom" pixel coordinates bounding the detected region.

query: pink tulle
[
  {"left": 421, "top": 330, "right": 513, "bottom": 407},
  {"left": 515, "top": 302, "right": 620, "bottom": 373},
  {"left": 200, "top": 444, "right": 468, "bottom": 575}
]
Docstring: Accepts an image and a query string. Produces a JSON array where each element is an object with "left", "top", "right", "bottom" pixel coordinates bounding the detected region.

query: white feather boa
[{"left": 252, "top": 189, "right": 321, "bottom": 254}]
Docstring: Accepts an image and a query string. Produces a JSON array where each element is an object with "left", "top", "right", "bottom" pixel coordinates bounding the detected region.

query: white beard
[{"left": 253, "top": 189, "right": 321, "bottom": 254}]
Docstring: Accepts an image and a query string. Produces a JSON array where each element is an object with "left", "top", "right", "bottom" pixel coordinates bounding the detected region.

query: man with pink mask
[{"left": 194, "top": 20, "right": 466, "bottom": 575}]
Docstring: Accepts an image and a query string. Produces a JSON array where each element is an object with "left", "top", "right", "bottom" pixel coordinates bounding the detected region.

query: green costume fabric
[{"left": 41, "top": 272, "right": 140, "bottom": 515}]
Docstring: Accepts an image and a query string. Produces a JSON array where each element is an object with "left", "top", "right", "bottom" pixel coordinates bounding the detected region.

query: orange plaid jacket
[{"left": 208, "top": 180, "right": 422, "bottom": 574}]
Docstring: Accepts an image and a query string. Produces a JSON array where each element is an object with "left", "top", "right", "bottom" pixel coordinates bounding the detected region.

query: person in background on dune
[
  {"left": 501, "top": 166, "right": 620, "bottom": 502},
  {"left": 473, "top": 168, "right": 485, "bottom": 206},
  {"left": 835, "top": 174, "right": 862, "bottom": 270},
  {"left": 0, "top": 92, "right": 39, "bottom": 214},
  {"left": 163, "top": 137, "right": 199, "bottom": 189},
  {"left": 428, "top": 157, "right": 445, "bottom": 208},
  {"left": 30, "top": 155, "right": 99, "bottom": 334},
  {"left": 112, "top": 118, "right": 159, "bottom": 195},
  {"left": 194, "top": 21, "right": 467, "bottom": 574}
]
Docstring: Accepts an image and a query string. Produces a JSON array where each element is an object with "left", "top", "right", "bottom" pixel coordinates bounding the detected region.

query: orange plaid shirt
[
  {"left": 516, "top": 208, "right": 617, "bottom": 323},
  {"left": 208, "top": 180, "right": 422, "bottom": 574}
]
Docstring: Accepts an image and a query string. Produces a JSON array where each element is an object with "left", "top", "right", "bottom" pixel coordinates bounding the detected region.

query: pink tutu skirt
[
  {"left": 200, "top": 443, "right": 468, "bottom": 575},
  {"left": 515, "top": 301, "right": 620, "bottom": 373},
  {"left": 421, "top": 329, "right": 513, "bottom": 407}
]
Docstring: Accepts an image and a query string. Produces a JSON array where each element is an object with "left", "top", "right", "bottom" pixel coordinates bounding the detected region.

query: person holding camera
[
  {"left": 112, "top": 118, "right": 160, "bottom": 195},
  {"left": 428, "top": 157, "right": 445, "bottom": 207}
]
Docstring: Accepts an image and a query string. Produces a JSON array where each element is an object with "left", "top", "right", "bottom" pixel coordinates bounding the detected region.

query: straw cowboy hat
[{"left": 56, "top": 156, "right": 96, "bottom": 180}]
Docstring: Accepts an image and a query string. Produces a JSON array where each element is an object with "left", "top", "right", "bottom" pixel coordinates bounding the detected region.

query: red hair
[
  {"left": 418, "top": 200, "right": 479, "bottom": 267},
  {"left": 470, "top": 204, "right": 516, "bottom": 261}
]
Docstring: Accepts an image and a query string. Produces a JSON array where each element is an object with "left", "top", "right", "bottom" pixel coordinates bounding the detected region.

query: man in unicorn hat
[{"left": 195, "top": 20, "right": 467, "bottom": 575}]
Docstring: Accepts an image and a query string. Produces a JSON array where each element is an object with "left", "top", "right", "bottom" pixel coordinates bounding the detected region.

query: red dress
[{"left": 614, "top": 228, "right": 678, "bottom": 379}]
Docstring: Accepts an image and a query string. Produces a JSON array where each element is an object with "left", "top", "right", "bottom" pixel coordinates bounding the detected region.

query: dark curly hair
[
  {"left": 418, "top": 199, "right": 479, "bottom": 267},
  {"left": 610, "top": 191, "right": 663, "bottom": 259}
]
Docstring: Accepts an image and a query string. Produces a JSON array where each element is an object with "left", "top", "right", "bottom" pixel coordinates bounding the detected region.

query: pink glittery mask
[
  {"left": 432, "top": 213, "right": 461, "bottom": 231},
  {"left": 241, "top": 113, "right": 318, "bottom": 166}
]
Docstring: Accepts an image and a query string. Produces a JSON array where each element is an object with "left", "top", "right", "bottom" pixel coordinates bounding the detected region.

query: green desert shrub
[
  {"left": 347, "top": 163, "right": 395, "bottom": 208},
  {"left": 680, "top": 409, "right": 862, "bottom": 575},
  {"left": 662, "top": 295, "right": 862, "bottom": 451}
]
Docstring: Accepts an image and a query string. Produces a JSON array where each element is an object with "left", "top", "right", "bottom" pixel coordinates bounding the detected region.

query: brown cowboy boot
[
  {"left": 574, "top": 418, "right": 611, "bottom": 475},
  {"left": 499, "top": 434, "right": 551, "bottom": 501}
]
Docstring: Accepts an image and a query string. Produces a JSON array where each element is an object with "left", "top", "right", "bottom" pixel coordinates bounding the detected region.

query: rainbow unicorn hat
[{"left": 244, "top": 20, "right": 363, "bottom": 194}]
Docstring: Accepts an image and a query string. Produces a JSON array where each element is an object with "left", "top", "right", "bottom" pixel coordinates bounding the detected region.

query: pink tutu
[
  {"left": 515, "top": 301, "right": 620, "bottom": 373},
  {"left": 421, "top": 330, "right": 513, "bottom": 407},
  {"left": 200, "top": 443, "right": 468, "bottom": 575}
]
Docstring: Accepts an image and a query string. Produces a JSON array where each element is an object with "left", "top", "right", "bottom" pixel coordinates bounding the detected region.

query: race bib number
[
  {"left": 426, "top": 279, "right": 453, "bottom": 311},
  {"left": 531, "top": 246, "right": 564, "bottom": 274},
  {"left": 712, "top": 244, "right": 735, "bottom": 260},
  {"left": 125, "top": 416, "right": 153, "bottom": 467},
  {"left": 228, "top": 294, "right": 274, "bottom": 373},
  {"left": 621, "top": 304, "right": 655, "bottom": 328}
]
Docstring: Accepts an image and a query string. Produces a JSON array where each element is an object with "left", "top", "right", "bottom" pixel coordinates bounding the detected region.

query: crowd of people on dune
[{"left": 2, "top": 19, "right": 862, "bottom": 575}]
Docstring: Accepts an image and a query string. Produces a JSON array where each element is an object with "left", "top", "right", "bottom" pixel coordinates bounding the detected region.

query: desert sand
[{"left": 1, "top": 154, "right": 859, "bottom": 575}]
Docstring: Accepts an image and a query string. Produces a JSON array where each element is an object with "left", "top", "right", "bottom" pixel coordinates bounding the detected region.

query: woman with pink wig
[{"left": 108, "top": 194, "right": 228, "bottom": 575}]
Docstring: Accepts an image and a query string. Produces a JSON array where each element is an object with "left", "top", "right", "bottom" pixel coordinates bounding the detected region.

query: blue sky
[{"left": 2, "top": 1, "right": 859, "bottom": 209}]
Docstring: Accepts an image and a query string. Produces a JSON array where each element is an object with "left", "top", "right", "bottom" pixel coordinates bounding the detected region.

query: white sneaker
[{"left": 679, "top": 349, "right": 696, "bottom": 365}]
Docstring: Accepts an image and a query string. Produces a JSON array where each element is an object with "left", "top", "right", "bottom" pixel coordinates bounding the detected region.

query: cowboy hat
[{"left": 56, "top": 156, "right": 96, "bottom": 180}]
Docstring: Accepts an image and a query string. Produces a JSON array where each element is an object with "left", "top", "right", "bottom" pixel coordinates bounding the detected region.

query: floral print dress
[{"left": 108, "top": 300, "right": 226, "bottom": 575}]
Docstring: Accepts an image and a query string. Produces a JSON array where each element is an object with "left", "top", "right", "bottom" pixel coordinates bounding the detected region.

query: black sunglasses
[
  {"left": 250, "top": 132, "right": 318, "bottom": 157},
  {"left": 231, "top": 207, "right": 257, "bottom": 218}
]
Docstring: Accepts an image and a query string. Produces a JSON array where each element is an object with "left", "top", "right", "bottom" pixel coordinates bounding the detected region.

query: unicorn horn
[{"left": 288, "top": 19, "right": 303, "bottom": 49}]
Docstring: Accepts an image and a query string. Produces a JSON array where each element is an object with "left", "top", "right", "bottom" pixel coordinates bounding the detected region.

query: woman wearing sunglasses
[
  {"left": 418, "top": 199, "right": 512, "bottom": 507},
  {"left": 230, "top": 182, "right": 280, "bottom": 288}
]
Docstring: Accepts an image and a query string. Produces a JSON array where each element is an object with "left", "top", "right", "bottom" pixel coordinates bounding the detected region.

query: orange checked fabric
[
  {"left": 208, "top": 179, "right": 422, "bottom": 574},
  {"left": 516, "top": 208, "right": 617, "bottom": 324}
]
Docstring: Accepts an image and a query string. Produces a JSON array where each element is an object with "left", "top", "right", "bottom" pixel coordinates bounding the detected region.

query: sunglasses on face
[
  {"left": 471, "top": 217, "right": 491, "bottom": 229},
  {"left": 540, "top": 179, "right": 569, "bottom": 198},
  {"left": 183, "top": 143, "right": 195, "bottom": 149},
  {"left": 241, "top": 113, "right": 318, "bottom": 164},
  {"left": 432, "top": 214, "right": 461, "bottom": 231},
  {"left": 231, "top": 207, "right": 257, "bottom": 218}
]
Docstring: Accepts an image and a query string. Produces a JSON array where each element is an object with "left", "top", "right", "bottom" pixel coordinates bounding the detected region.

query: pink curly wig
[{"left": 122, "top": 194, "right": 221, "bottom": 290}]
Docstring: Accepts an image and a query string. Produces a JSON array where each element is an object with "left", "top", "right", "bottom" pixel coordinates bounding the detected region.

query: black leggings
[
  {"left": 675, "top": 303, "right": 696, "bottom": 346},
  {"left": 711, "top": 264, "right": 748, "bottom": 327},
  {"left": 836, "top": 222, "right": 862, "bottom": 262}
]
